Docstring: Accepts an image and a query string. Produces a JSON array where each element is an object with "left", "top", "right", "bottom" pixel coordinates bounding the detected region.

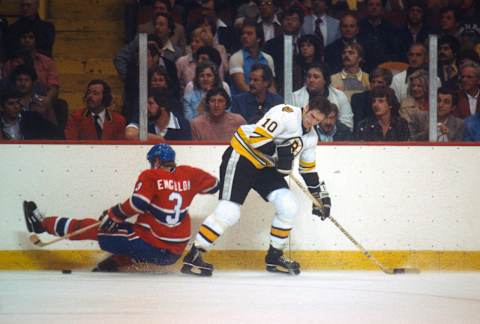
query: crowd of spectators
[{"left": 1, "top": 0, "right": 480, "bottom": 142}]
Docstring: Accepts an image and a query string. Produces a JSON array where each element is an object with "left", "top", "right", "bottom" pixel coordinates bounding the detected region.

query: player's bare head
[
  {"left": 147, "top": 144, "right": 176, "bottom": 169},
  {"left": 303, "top": 95, "right": 332, "bottom": 129},
  {"left": 307, "top": 94, "right": 333, "bottom": 115}
]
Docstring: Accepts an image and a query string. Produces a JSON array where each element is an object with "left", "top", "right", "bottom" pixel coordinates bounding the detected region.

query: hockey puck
[{"left": 61, "top": 269, "right": 72, "bottom": 274}]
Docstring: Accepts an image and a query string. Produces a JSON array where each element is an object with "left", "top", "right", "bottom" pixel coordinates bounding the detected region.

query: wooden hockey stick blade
[
  {"left": 28, "top": 221, "right": 101, "bottom": 248},
  {"left": 384, "top": 268, "right": 421, "bottom": 275},
  {"left": 29, "top": 234, "right": 41, "bottom": 245}
]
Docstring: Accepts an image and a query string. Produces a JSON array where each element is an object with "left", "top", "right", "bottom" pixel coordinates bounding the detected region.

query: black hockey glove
[
  {"left": 275, "top": 140, "right": 294, "bottom": 175},
  {"left": 99, "top": 210, "right": 120, "bottom": 232},
  {"left": 312, "top": 182, "right": 331, "bottom": 221}
]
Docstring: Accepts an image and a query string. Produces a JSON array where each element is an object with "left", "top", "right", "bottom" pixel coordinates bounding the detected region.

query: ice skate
[
  {"left": 92, "top": 255, "right": 130, "bottom": 272},
  {"left": 265, "top": 245, "right": 300, "bottom": 275},
  {"left": 23, "top": 201, "right": 45, "bottom": 234},
  {"left": 180, "top": 245, "right": 214, "bottom": 277}
]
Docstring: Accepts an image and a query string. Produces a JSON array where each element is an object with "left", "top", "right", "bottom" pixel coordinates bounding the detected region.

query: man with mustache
[
  {"left": 438, "top": 35, "right": 460, "bottom": 87},
  {"left": 330, "top": 43, "right": 369, "bottom": 102},
  {"left": 231, "top": 63, "right": 283, "bottom": 122},
  {"left": 65, "top": 80, "right": 125, "bottom": 140},
  {"left": 125, "top": 89, "right": 191, "bottom": 141},
  {"left": 355, "top": 87, "right": 409, "bottom": 141}
]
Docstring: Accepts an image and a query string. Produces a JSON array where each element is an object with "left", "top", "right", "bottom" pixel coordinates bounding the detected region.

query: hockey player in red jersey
[{"left": 23, "top": 144, "right": 218, "bottom": 271}]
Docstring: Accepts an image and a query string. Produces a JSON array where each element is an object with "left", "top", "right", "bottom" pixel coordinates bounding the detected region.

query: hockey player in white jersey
[{"left": 181, "top": 95, "right": 334, "bottom": 276}]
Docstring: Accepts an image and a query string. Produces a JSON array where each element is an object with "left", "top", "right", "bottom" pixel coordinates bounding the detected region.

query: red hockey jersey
[{"left": 109, "top": 165, "right": 218, "bottom": 255}]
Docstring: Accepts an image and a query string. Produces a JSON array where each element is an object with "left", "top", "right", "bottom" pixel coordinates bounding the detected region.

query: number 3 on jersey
[{"left": 166, "top": 192, "right": 183, "bottom": 224}]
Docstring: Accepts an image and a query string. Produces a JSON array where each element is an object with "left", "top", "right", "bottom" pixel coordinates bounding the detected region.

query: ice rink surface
[{"left": 1, "top": 270, "right": 480, "bottom": 324}]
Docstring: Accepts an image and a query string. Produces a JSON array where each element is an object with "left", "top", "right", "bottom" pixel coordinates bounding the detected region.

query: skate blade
[
  {"left": 266, "top": 264, "right": 301, "bottom": 275},
  {"left": 180, "top": 263, "right": 213, "bottom": 277}
]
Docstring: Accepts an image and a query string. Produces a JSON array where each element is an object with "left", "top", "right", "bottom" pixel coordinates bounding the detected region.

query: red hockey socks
[{"left": 41, "top": 217, "right": 99, "bottom": 241}]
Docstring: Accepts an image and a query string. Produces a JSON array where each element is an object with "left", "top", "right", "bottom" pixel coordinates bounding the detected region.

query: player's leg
[
  {"left": 96, "top": 223, "right": 180, "bottom": 271},
  {"left": 254, "top": 170, "right": 301, "bottom": 275},
  {"left": 23, "top": 201, "right": 99, "bottom": 240},
  {"left": 181, "top": 148, "right": 256, "bottom": 276}
]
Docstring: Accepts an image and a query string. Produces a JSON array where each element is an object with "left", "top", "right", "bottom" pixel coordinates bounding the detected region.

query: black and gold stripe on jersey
[{"left": 231, "top": 127, "right": 275, "bottom": 169}]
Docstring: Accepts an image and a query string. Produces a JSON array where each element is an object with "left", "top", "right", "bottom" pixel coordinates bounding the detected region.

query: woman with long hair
[
  {"left": 183, "top": 61, "right": 227, "bottom": 121},
  {"left": 293, "top": 34, "right": 324, "bottom": 91}
]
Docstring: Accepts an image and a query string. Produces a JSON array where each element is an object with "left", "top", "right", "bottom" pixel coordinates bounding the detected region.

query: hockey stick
[
  {"left": 289, "top": 174, "right": 420, "bottom": 275},
  {"left": 29, "top": 221, "right": 101, "bottom": 248}
]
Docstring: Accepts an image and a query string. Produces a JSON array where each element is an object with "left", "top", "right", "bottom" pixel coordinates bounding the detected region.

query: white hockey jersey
[{"left": 230, "top": 104, "right": 317, "bottom": 173}]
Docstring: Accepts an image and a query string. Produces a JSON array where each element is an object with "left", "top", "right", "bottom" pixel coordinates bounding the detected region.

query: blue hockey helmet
[{"left": 147, "top": 144, "right": 176, "bottom": 164}]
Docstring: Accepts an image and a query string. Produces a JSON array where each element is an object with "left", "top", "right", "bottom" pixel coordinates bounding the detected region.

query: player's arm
[
  {"left": 299, "top": 144, "right": 331, "bottom": 220},
  {"left": 100, "top": 171, "right": 155, "bottom": 230},
  {"left": 249, "top": 108, "right": 296, "bottom": 173},
  {"left": 191, "top": 167, "right": 219, "bottom": 195}
]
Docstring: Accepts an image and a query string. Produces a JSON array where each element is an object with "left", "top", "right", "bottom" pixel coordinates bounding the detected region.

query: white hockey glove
[{"left": 312, "top": 181, "right": 331, "bottom": 221}]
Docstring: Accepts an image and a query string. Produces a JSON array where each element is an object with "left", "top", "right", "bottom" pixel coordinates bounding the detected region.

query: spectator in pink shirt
[
  {"left": 2, "top": 26, "right": 59, "bottom": 107},
  {"left": 191, "top": 87, "right": 246, "bottom": 141}
]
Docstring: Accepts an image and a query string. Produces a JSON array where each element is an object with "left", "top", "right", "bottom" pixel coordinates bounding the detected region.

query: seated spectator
[
  {"left": 458, "top": 0, "right": 480, "bottom": 51},
  {"left": 65, "top": 80, "right": 125, "bottom": 140},
  {"left": 351, "top": 67, "right": 393, "bottom": 132},
  {"left": 191, "top": 87, "right": 246, "bottom": 141},
  {"left": 454, "top": 61, "right": 480, "bottom": 119},
  {"left": 186, "top": 20, "right": 229, "bottom": 71},
  {"left": 301, "top": 0, "right": 340, "bottom": 47},
  {"left": 256, "top": 0, "right": 282, "bottom": 43},
  {"left": 3, "top": 26, "right": 60, "bottom": 107},
  {"left": 150, "top": 12, "right": 183, "bottom": 62},
  {"left": 330, "top": 43, "right": 369, "bottom": 102},
  {"left": 230, "top": 18, "right": 275, "bottom": 95},
  {"left": 0, "top": 89, "right": 62, "bottom": 140},
  {"left": 186, "top": 0, "right": 239, "bottom": 55},
  {"left": 439, "top": 6, "right": 461, "bottom": 41},
  {"left": 357, "top": 0, "right": 400, "bottom": 72},
  {"left": 125, "top": 89, "right": 191, "bottom": 141},
  {"left": 438, "top": 34, "right": 461, "bottom": 86},
  {"left": 114, "top": 31, "right": 180, "bottom": 98},
  {"left": 264, "top": 6, "right": 303, "bottom": 96},
  {"left": 10, "top": 64, "right": 56, "bottom": 125},
  {"left": 409, "top": 87, "right": 464, "bottom": 141},
  {"left": 315, "top": 102, "right": 353, "bottom": 142},
  {"left": 325, "top": 13, "right": 360, "bottom": 74},
  {"left": 292, "top": 63, "right": 353, "bottom": 129},
  {"left": 391, "top": 42, "right": 439, "bottom": 102},
  {"left": 400, "top": 70, "right": 429, "bottom": 124},
  {"left": 293, "top": 34, "right": 324, "bottom": 92},
  {"left": 120, "top": 38, "right": 180, "bottom": 122},
  {"left": 184, "top": 61, "right": 226, "bottom": 121},
  {"left": 396, "top": 0, "right": 431, "bottom": 62},
  {"left": 137, "top": 0, "right": 187, "bottom": 53},
  {"left": 148, "top": 65, "right": 183, "bottom": 117},
  {"left": 176, "top": 26, "right": 227, "bottom": 91},
  {"left": 464, "top": 111, "right": 480, "bottom": 141},
  {"left": 355, "top": 87, "right": 409, "bottom": 141},
  {"left": 234, "top": 1, "right": 259, "bottom": 29},
  {"left": 232, "top": 63, "right": 283, "bottom": 122},
  {"left": 5, "top": 0, "right": 55, "bottom": 57}
]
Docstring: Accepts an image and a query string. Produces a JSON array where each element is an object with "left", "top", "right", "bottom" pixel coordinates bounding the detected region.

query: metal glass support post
[
  {"left": 284, "top": 35, "right": 293, "bottom": 105},
  {"left": 138, "top": 33, "right": 148, "bottom": 141},
  {"left": 428, "top": 35, "right": 438, "bottom": 142}
]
